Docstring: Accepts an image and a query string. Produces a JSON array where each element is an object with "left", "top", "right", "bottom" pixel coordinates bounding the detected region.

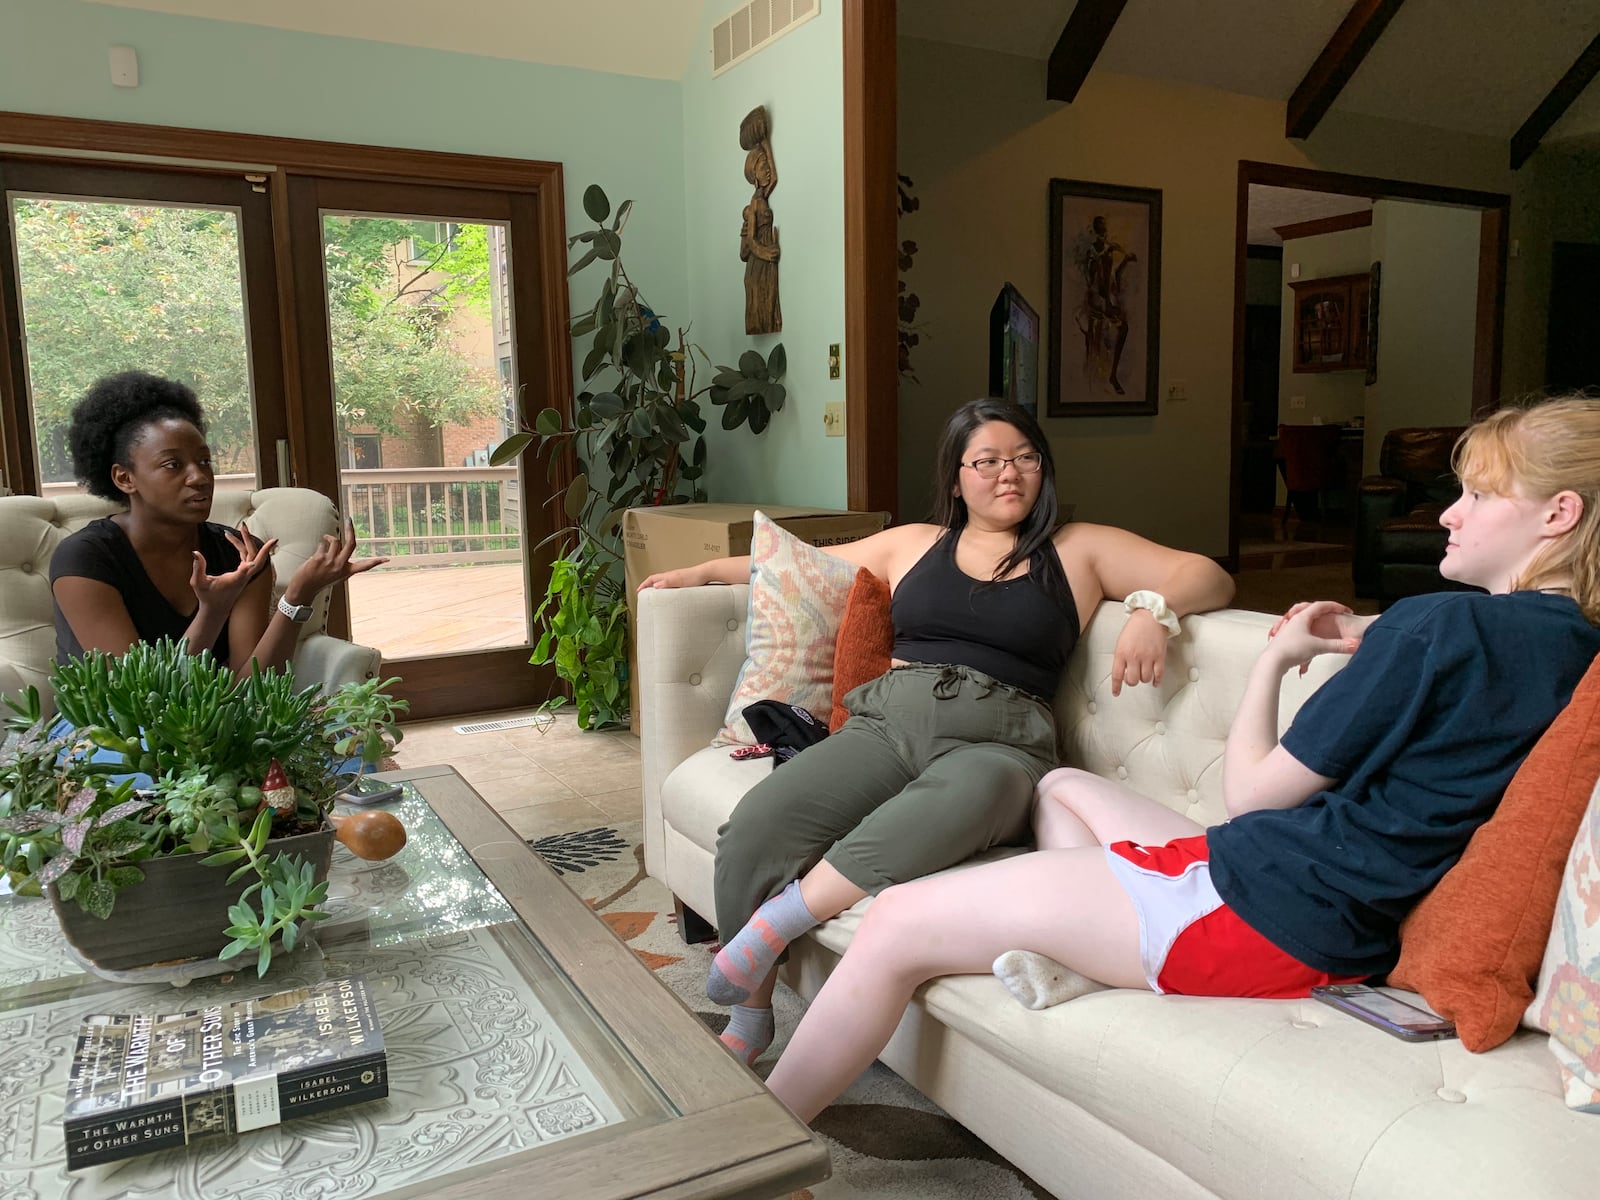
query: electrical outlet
[
  {"left": 828, "top": 343, "right": 841, "bottom": 380},
  {"left": 1289, "top": 396, "right": 1307, "bottom": 410},
  {"left": 1166, "top": 380, "right": 1188, "bottom": 402},
  {"left": 823, "top": 401, "right": 845, "bottom": 437}
]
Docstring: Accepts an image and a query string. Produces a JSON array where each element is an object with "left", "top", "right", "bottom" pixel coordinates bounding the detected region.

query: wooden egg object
[{"left": 330, "top": 810, "right": 408, "bottom": 861}]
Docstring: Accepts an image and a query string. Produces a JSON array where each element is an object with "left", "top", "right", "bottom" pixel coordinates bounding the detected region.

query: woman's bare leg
[
  {"left": 1032, "top": 767, "right": 1206, "bottom": 850},
  {"left": 764, "top": 847, "right": 1146, "bottom": 1122}
]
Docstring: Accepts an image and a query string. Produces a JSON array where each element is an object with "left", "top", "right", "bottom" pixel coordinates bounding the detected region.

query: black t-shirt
[
  {"left": 1207, "top": 589, "right": 1600, "bottom": 978},
  {"left": 890, "top": 530, "right": 1080, "bottom": 700},
  {"left": 50, "top": 517, "right": 243, "bottom": 665}
]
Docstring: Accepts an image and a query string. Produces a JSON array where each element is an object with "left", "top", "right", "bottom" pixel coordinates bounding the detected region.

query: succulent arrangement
[{"left": 0, "top": 638, "right": 408, "bottom": 975}]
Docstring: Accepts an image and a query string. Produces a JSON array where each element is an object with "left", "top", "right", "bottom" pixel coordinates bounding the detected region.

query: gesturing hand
[
  {"left": 191, "top": 522, "right": 278, "bottom": 616},
  {"left": 1111, "top": 609, "right": 1169, "bottom": 697},
  {"left": 282, "top": 517, "right": 388, "bottom": 606}
]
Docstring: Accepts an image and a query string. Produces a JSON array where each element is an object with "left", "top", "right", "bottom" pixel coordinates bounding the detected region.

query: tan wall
[
  {"left": 1277, "top": 226, "right": 1372, "bottom": 427},
  {"left": 897, "top": 37, "right": 1544, "bottom": 556},
  {"left": 1362, "top": 200, "right": 1481, "bottom": 473}
]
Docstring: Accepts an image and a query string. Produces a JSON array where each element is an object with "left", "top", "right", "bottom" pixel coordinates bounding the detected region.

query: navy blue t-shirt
[{"left": 1207, "top": 590, "right": 1600, "bottom": 978}]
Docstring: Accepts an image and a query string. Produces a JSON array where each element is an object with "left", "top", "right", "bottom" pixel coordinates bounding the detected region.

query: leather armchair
[
  {"left": 1353, "top": 426, "right": 1475, "bottom": 608},
  {"left": 0, "top": 487, "right": 381, "bottom": 715}
]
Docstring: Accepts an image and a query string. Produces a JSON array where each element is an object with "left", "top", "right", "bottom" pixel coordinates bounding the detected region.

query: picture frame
[
  {"left": 1048, "top": 178, "right": 1162, "bottom": 417},
  {"left": 988, "top": 282, "right": 1040, "bottom": 417}
]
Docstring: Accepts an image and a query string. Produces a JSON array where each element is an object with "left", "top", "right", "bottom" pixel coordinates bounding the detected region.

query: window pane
[
  {"left": 9, "top": 197, "right": 259, "bottom": 493},
  {"left": 321, "top": 214, "right": 527, "bottom": 658}
]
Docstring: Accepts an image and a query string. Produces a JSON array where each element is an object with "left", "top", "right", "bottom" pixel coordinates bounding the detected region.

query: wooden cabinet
[{"left": 1290, "top": 273, "right": 1370, "bottom": 373}]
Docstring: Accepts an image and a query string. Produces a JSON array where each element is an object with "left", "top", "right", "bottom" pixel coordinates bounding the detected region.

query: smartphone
[
  {"left": 1311, "top": 984, "right": 1457, "bottom": 1042},
  {"left": 338, "top": 775, "right": 403, "bottom": 806}
]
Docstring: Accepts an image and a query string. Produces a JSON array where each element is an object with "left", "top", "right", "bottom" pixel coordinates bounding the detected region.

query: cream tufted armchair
[{"left": 0, "top": 487, "right": 381, "bottom": 714}]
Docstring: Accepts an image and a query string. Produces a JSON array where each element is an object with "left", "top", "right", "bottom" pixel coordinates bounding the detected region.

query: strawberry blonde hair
[{"left": 1453, "top": 395, "right": 1600, "bottom": 624}]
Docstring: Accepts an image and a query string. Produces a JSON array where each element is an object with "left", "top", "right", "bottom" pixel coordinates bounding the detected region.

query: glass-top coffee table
[{"left": 0, "top": 764, "right": 830, "bottom": 1199}]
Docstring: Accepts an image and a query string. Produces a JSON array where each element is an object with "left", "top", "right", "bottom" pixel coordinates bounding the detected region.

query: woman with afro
[{"left": 51, "top": 371, "right": 382, "bottom": 676}]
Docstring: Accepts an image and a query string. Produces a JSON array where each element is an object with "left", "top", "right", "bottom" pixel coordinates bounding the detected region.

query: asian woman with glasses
[{"left": 637, "top": 397, "right": 1234, "bottom": 1063}]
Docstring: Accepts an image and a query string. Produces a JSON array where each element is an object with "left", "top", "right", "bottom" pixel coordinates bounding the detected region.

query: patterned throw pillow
[
  {"left": 713, "top": 512, "right": 859, "bottom": 747},
  {"left": 1525, "top": 775, "right": 1600, "bottom": 1113}
]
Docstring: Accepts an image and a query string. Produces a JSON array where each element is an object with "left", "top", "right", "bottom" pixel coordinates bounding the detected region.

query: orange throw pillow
[
  {"left": 1390, "top": 652, "right": 1600, "bottom": 1051},
  {"left": 828, "top": 568, "right": 893, "bottom": 732}
]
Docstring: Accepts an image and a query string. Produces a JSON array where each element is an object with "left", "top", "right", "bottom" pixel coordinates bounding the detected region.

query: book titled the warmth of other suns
[{"left": 63, "top": 975, "right": 388, "bottom": 1170}]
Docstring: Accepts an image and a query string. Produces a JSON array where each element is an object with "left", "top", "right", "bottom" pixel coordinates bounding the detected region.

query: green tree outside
[{"left": 14, "top": 200, "right": 501, "bottom": 482}]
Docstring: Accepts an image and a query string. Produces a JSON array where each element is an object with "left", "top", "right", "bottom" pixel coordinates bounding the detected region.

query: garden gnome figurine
[{"left": 739, "top": 105, "right": 781, "bottom": 335}]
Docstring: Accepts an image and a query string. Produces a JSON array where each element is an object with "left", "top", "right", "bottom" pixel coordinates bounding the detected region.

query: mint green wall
[
  {"left": 681, "top": 1, "right": 848, "bottom": 509},
  {"left": 0, "top": 0, "right": 689, "bottom": 410}
]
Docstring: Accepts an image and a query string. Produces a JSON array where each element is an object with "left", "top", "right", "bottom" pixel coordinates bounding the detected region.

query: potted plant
[
  {"left": 491, "top": 183, "right": 787, "bottom": 729},
  {"left": 0, "top": 638, "right": 408, "bottom": 977}
]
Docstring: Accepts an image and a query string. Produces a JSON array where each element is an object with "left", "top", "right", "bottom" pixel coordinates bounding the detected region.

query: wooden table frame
[{"left": 391, "top": 765, "right": 829, "bottom": 1200}]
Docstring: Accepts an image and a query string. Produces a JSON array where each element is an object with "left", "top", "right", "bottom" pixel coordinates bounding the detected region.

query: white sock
[{"left": 992, "top": 950, "right": 1109, "bottom": 1010}]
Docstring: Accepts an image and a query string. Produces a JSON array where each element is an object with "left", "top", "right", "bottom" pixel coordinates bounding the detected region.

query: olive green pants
[{"left": 712, "top": 664, "right": 1059, "bottom": 944}]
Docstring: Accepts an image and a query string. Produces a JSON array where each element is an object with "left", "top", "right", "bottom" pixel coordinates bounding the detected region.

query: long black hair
[
  {"left": 67, "top": 372, "right": 207, "bottom": 502},
  {"left": 929, "top": 397, "right": 1070, "bottom": 604}
]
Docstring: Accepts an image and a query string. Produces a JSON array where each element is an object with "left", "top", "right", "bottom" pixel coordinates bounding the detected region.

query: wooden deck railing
[{"left": 42, "top": 466, "right": 522, "bottom": 569}]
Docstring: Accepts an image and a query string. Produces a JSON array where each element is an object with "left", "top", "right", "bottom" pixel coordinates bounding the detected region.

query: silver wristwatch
[{"left": 277, "top": 594, "right": 314, "bottom": 623}]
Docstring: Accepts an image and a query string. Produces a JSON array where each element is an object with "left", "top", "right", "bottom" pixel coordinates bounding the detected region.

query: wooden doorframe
[
  {"left": 1228, "top": 160, "right": 1509, "bottom": 569},
  {"left": 0, "top": 111, "right": 573, "bottom": 719},
  {"left": 843, "top": 0, "right": 900, "bottom": 520}
]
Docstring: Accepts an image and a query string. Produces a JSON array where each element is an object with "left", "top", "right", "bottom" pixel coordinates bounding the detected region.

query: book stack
[{"left": 64, "top": 975, "right": 388, "bottom": 1170}]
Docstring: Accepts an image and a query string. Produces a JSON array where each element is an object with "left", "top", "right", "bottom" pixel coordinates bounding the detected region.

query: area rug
[{"left": 528, "top": 823, "right": 1050, "bottom": 1200}]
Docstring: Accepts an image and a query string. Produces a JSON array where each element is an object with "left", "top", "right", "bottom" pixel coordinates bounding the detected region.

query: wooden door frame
[
  {"left": 0, "top": 112, "right": 572, "bottom": 719},
  {"left": 1228, "top": 160, "right": 1509, "bottom": 569},
  {"left": 0, "top": 156, "right": 288, "bottom": 497},
  {"left": 843, "top": 0, "right": 900, "bottom": 521}
]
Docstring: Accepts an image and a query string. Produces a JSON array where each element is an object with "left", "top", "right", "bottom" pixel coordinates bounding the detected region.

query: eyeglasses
[{"left": 961, "top": 452, "right": 1043, "bottom": 479}]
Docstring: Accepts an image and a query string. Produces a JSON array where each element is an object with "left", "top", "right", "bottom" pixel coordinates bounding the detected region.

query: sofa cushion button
[
  {"left": 1087, "top": 702, "right": 1097, "bottom": 715},
  {"left": 726, "top": 618, "right": 738, "bottom": 631},
  {"left": 19, "top": 562, "right": 32, "bottom": 573},
  {"left": 1188, "top": 668, "right": 1199, "bottom": 682},
  {"left": 1186, "top": 789, "right": 1198, "bottom": 802},
  {"left": 1435, "top": 1088, "right": 1467, "bottom": 1104},
  {"left": 1154, "top": 722, "right": 1166, "bottom": 735},
  {"left": 1116, "top": 766, "right": 1128, "bottom": 780},
  {"left": 688, "top": 672, "right": 702, "bottom": 686}
]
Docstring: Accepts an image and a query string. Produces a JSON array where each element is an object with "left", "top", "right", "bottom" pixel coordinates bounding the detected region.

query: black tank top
[{"left": 890, "top": 530, "right": 1080, "bottom": 701}]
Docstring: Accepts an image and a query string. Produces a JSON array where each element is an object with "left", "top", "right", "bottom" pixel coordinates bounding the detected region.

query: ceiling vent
[{"left": 712, "top": 0, "right": 821, "bottom": 77}]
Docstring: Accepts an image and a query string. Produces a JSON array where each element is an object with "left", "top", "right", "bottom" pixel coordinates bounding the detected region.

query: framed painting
[
  {"left": 1047, "top": 178, "right": 1162, "bottom": 417},
  {"left": 988, "top": 282, "right": 1040, "bottom": 417}
]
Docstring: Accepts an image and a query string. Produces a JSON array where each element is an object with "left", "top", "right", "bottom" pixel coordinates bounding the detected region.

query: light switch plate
[
  {"left": 1166, "top": 380, "right": 1187, "bottom": 402},
  {"left": 823, "top": 401, "right": 845, "bottom": 437}
]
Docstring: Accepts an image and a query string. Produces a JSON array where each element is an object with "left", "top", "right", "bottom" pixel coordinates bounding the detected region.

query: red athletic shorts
[{"left": 1103, "top": 834, "right": 1365, "bottom": 999}]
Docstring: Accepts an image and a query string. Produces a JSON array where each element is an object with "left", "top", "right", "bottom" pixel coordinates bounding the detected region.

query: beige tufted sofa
[
  {"left": 637, "top": 587, "right": 1599, "bottom": 1200},
  {"left": 0, "top": 488, "right": 380, "bottom": 712}
]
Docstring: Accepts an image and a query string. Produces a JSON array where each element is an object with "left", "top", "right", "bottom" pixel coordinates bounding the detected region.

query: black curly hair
[{"left": 67, "top": 372, "right": 208, "bottom": 503}]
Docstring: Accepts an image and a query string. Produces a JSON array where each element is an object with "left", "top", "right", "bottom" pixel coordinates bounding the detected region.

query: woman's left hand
[
  {"left": 1110, "top": 609, "right": 1168, "bottom": 697},
  {"left": 282, "top": 517, "right": 388, "bottom": 607}
]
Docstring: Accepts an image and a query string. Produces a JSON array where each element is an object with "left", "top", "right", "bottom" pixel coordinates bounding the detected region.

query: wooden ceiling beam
[
  {"left": 1511, "top": 29, "right": 1600, "bottom": 170},
  {"left": 1286, "top": 0, "right": 1407, "bottom": 140},
  {"left": 1046, "top": 0, "right": 1128, "bottom": 104}
]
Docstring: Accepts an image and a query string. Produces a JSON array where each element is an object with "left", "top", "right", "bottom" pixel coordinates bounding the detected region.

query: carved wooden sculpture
[{"left": 739, "top": 105, "right": 781, "bottom": 335}]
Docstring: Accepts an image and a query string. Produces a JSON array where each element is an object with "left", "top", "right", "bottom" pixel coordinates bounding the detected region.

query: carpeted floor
[{"left": 528, "top": 823, "right": 1051, "bottom": 1200}]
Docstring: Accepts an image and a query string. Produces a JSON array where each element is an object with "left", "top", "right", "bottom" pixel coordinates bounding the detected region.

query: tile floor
[{"left": 388, "top": 710, "right": 643, "bottom": 841}]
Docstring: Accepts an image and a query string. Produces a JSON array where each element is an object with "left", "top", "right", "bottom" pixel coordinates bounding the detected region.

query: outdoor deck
[{"left": 348, "top": 561, "right": 531, "bottom": 659}]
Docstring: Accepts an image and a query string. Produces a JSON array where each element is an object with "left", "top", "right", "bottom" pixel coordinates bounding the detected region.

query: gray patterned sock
[{"left": 720, "top": 1003, "right": 776, "bottom": 1066}]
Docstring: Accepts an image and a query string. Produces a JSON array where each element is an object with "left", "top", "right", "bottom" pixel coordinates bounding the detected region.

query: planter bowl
[{"left": 47, "top": 824, "right": 336, "bottom": 972}]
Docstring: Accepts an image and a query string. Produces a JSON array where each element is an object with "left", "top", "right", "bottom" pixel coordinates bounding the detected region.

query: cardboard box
[{"left": 623, "top": 503, "right": 889, "bottom": 733}]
